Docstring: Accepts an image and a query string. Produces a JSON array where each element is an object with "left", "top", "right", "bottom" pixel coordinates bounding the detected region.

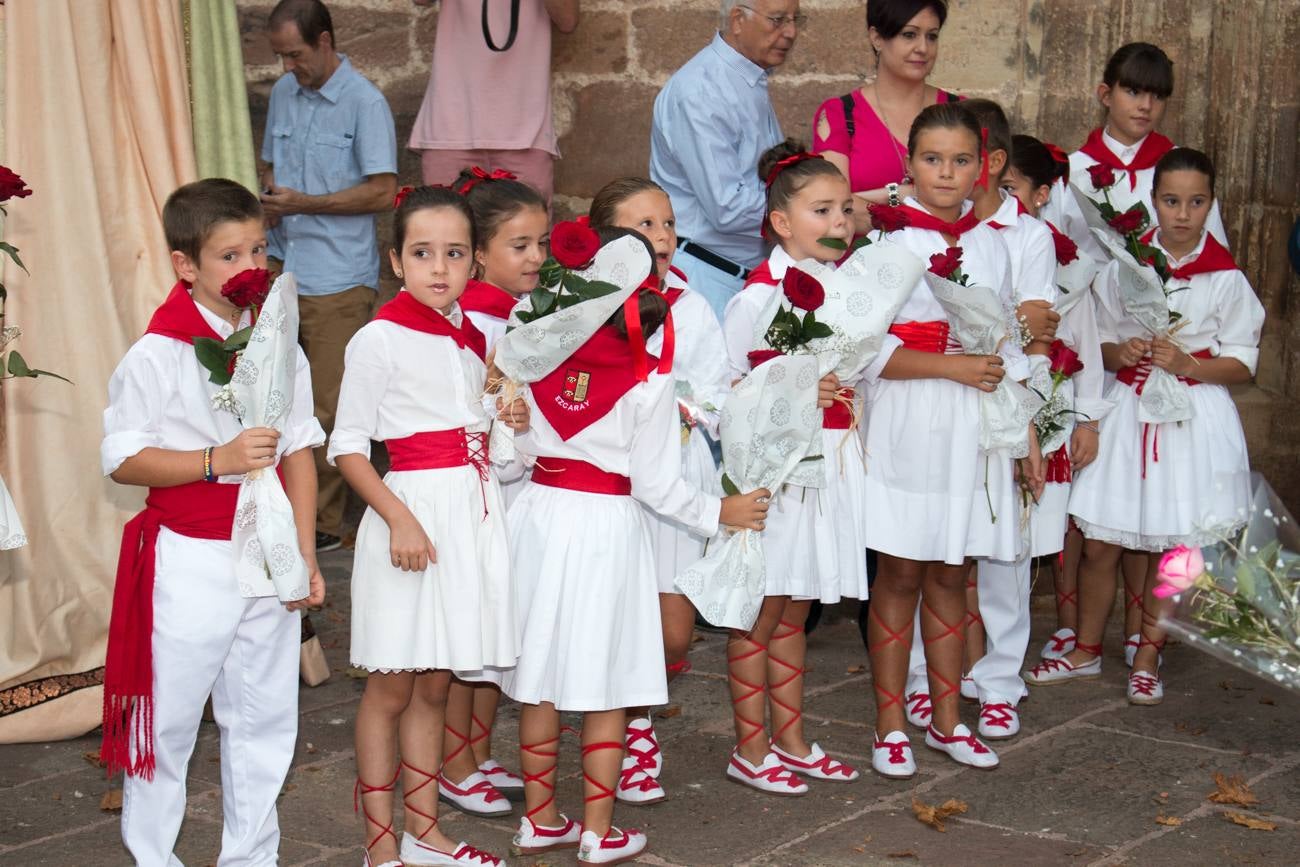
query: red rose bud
[
  {"left": 927, "top": 246, "right": 963, "bottom": 279},
  {"left": 550, "top": 220, "right": 601, "bottom": 269},
  {"left": 1051, "top": 230, "right": 1079, "bottom": 266},
  {"left": 0, "top": 165, "right": 32, "bottom": 202},
  {"left": 1086, "top": 163, "right": 1117, "bottom": 190},
  {"left": 867, "top": 204, "right": 910, "bottom": 233},
  {"left": 782, "top": 268, "right": 825, "bottom": 311},
  {"left": 220, "top": 268, "right": 272, "bottom": 309},
  {"left": 747, "top": 348, "right": 783, "bottom": 369},
  {"left": 1047, "top": 339, "right": 1084, "bottom": 378},
  {"left": 1106, "top": 207, "right": 1146, "bottom": 236}
]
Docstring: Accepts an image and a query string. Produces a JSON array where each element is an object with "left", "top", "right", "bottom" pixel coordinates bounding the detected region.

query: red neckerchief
[
  {"left": 103, "top": 281, "right": 242, "bottom": 780},
  {"left": 744, "top": 260, "right": 775, "bottom": 289},
  {"left": 893, "top": 204, "right": 981, "bottom": 238},
  {"left": 1077, "top": 127, "right": 1174, "bottom": 191},
  {"left": 985, "top": 197, "right": 1029, "bottom": 231},
  {"left": 458, "top": 279, "right": 518, "bottom": 321},
  {"left": 373, "top": 290, "right": 487, "bottom": 361},
  {"left": 665, "top": 265, "right": 689, "bottom": 305},
  {"left": 1139, "top": 228, "right": 1239, "bottom": 280},
  {"left": 532, "top": 324, "right": 658, "bottom": 440}
]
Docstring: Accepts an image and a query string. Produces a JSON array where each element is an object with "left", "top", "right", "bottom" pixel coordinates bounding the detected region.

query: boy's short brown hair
[{"left": 162, "top": 178, "right": 263, "bottom": 262}]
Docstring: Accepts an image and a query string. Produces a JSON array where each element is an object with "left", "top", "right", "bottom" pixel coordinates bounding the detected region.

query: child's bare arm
[
  {"left": 281, "top": 446, "right": 325, "bottom": 609},
  {"left": 335, "top": 452, "right": 436, "bottom": 572},
  {"left": 110, "top": 427, "right": 281, "bottom": 487}
]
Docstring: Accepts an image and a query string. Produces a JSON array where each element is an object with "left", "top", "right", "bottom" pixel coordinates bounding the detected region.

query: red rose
[
  {"left": 747, "top": 348, "right": 784, "bottom": 369},
  {"left": 782, "top": 269, "right": 825, "bottom": 311},
  {"left": 1047, "top": 339, "right": 1084, "bottom": 378},
  {"left": 0, "top": 166, "right": 32, "bottom": 202},
  {"left": 220, "top": 268, "right": 272, "bottom": 309},
  {"left": 1051, "top": 231, "right": 1079, "bottom": 266},
  {"left": 927, "top": 246, "right": 964, "bottom": 280},
  {"left": 551, "top": 220, "right": 601, "bottom": 269},
  {"left": 867, "top": 204, "right": 910, "bottom": 233},
  {"left": 1086, "top": 163, "right": 1117, "bottom": 190},
  {"left": 1106, "top": 207, "right": 1146, "bottom": 237}
]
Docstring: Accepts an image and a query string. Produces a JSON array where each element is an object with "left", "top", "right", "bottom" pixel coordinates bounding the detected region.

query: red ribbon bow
[
  {"left": 622, "top": 275, "right": 675, "bottom": 383},
  {"left": 1043, "top": 142, "right": 1069, "bottom": 166},
  {"left": 393, "top": 185, "right": 415, "bottom": 210},
  {"left": 974, "top": 127, "right": 991, "bottom": 191},
  {"left": 764, "top": 152, "right": 824, "bottom": 188},
  {"left": 457, "top": 166, "right": 518, "bottom": 195}
]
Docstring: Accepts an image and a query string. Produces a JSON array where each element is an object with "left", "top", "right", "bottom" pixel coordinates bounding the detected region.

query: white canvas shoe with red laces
[
  {"left": 477, "top": 759, "right": 524, "bottom": 797},
  {"left": 770, "top": 742, "right": 860, "bottom": 781},
  {"left": 1127, "top": 670, "right": 1165, "bottom": 705},
  {"left": 1040, "top": 627, "right": 1076, "bottom": 660},
  {"left": 978, "top": 702, "right": 1020, "bottom": 739},
  {"left": 904, "top": 691, "right": 932, "bottom": 728},
  {"left": 871, "top": 730, "right": 916, "bottom": 779},
  {"left": 437, "top": 771, "right": 511, "bottom": 817},
  {"left": 925, "top": 723, "right": 999, "bottom": 769},
  {"left": 615, "top": 755, "right": 666, "bottom": 804},
  {"left": 1023, "top": 654, "right": 1102, "bottom": 685},
  {"left": 577, "top": 827, "right": 647, "bottom": 865},
  {"left": 725, "top": 749, "right": 809, "bottom": 795},
  {"left": 510, "top": 814, "right": 581, "bottom": 857},
  {"left": 400, "top": 835, "right": 501, "bottom": 866},
  {"left": 623, "top": 715, "right": 662, "bottom": 778}
]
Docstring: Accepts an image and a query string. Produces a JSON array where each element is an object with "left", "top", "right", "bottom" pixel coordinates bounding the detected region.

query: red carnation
[
  {"left": 0, "top": 166, "right": 32, "bottom": 203},
  {"left": 867, "top": 203, "right": 910, "bottom": 233},
  {"left": 1051, "top": 231, "right": 1079, "bottom": 266},
  {"left": 1086, "top": 163, "right": 1117, "bottom": 190},
  {"left": 927, "top": 246, "right": 964, "bottom": 280},
  {"left": 747, "top": 348, "right": 784, "bottom": 369},
  {"left": 1107, "top": 207, "right": 1146, "bottom": 237},
  {"left": 782, "top": 269, "right": 825, "bottom": 311},
  {"left": 551, "top": 220, "right": 601, "bottom": 269},
  {"left": 1047, "top": 339, "right": 1084, "bottom": 379},
  {"left": 221, "top": 268, "right": 272, "bottom": 309}
]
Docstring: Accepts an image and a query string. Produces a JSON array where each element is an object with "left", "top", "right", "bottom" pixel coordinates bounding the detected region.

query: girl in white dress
[
  {"left": 438, "top": 170, "right": 550, "bottom": 816},
  {"left": 330, "top": 187, "right": 528, "bottom": 867},
  {"left": 719, "top": 141, "right": 862, "bottom": 794},
  {"left": 1027, "top": 149, "right": 1263, "bottom": 706},
  {"left": 502, "top": 226, "right": 769, "bottom": 864},
  {"left": 861, "top": 103, "right": 1038, "bottom": 778},
  {"left": 587, "top": 177, "right": 731, "bottom": 803}
]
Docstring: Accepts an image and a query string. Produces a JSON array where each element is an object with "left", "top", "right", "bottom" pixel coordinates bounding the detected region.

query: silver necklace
[{"left": 874, "top": 81, "right": 914, "bottom": 184}]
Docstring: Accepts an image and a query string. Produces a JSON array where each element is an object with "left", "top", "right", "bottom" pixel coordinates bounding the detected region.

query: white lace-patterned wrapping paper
[
  {"left": 924, "top": 273, "right": 1044, "bottom": 457},
  {"left": 0, "top": 473, "right": 27, "bottom": 550},
  {"left": 230, "top": 273, "right": 310, "bottom": 602},
  {"left": 673, "top": 353, "right": 822, "bottom": 630}
]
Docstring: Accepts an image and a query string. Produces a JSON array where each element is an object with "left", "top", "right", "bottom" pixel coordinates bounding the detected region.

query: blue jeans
[{"left": 672, "top": 248, "right": 747, "bottom": 322}]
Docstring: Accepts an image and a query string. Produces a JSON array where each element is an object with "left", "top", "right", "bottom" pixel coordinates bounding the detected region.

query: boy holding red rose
[{"left": 101, "top": 178, "right": 325, "bottom": 865}]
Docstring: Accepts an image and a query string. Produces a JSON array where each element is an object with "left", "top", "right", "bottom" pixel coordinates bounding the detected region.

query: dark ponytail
[
  {"left": 594, "top": 226, "right": 669, "bottom": 339},
  {"left": 1009, "top": 134, "right": 1070, "bottom": 189}
]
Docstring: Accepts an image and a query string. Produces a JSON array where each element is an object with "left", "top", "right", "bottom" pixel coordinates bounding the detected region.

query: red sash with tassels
[{"left": 1078, "top": 128, "right": 1174, "bottom": 192}]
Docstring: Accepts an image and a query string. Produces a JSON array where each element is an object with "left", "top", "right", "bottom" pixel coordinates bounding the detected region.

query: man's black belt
[{"left": 678, "top": 238, "right": 749, "bottom": 280}]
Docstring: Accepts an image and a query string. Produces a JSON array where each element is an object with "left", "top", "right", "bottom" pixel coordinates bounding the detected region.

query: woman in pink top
[
  {"left": 812, "top": 0, "right": 958, "bottom": 234},
  {"left": 410, "top": 1, "right": 579, "bottom": 202}
]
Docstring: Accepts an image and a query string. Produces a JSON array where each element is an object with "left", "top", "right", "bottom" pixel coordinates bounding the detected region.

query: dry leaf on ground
[
  {"left": 1224, "top": 811, "right": 1276, "bottom": 831},
  {"left": 691, "top": 631, "right": 706, "bottom": 644},
  {"left": 82, "top": 750, "right": 103, "bottom": 768},
  {"left": 887, "top": 851, "right": 918, "bottom": 860},
  {"left": 846, "top": 664, "right": 866, "bottom": 674},
  {"left": 1208, "top": 773, "right": 1260, "bottom": 807},
  {"left": 912, "top": 796, "right": 968, "bottom": 832},
  {"left": 1155, "top": 813, "right": 1182, "bottom": 826},
  {"left": 99, "top": 789, "right": 123, "bottom": 812},
  {"left": 657, "top": 705, "right": 682, "bottom": 719}
]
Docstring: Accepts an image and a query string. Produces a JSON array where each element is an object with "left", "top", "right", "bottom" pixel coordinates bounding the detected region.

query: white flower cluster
[{"left": 211, "top": 382, "right": 239, "bottom": 415}]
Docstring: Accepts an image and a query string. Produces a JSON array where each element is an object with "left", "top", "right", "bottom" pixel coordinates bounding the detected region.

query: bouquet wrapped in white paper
[
  {"left": 0, "top": 473, "right": 27, "bottom": 550},
  {"left": 230, "top": 273, "right": 310, "bottom": 602}
]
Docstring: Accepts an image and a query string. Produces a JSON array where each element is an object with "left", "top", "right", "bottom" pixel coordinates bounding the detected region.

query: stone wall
[{"left": 238, "top": 0, "right": 1300, "bottom": 497}]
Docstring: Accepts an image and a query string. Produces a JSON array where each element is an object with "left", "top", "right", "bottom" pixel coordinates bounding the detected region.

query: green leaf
[
  {"left": 816, "top": 236, "right": 847, "bottom": 251},
  {"left": 222, "top": 325, "right": 253, "bottom": 351},
  {"left": 573, "top": 278, "right": 623, "bottom": 301},
  {"left": 720, "top": 473, "right": 740, "bottom": 496},
  {"left": 193, "top": 337, "right": 234, "bottom": 385},
  {"left": 0, "top": 241, "right": 28, "bottom": 274},
  {"left": 560, "top": 271, "right": 585, "bottom": 295},
  {"left": 851, "top": 235, "right": 874, "bottom": 252},
  {"left": 514, "top": 309, "right": 537, "bottom": 325},
  {"left": 5, "top": 349, "right": 71, "bottom": 382},
  {"left": 531, "top": 287, "right": 557, "bottom": 316},
  {"left": 539, "top": 259, "right": 564, "bottom": 286},
  {"left": 805, "top": 322, "right": 834, "bottom": 339}
]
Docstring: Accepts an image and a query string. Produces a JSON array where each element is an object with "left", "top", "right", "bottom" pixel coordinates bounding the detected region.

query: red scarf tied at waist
[
  {"left": 387, "top": 428, "right": 492, "bottom": 518},
  {"left": 888, "top": 320, "right": 953, "bottom": 354},
  {"left": 1116, "top": 349, "right": 1213, "bottom": 478},
  {"left": 1078, "top": 128, "right": 1174, "bottom": 192}
]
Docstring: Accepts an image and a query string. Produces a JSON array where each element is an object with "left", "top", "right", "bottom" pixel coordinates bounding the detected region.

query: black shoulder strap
[{"left": 840, "top": 93, "right": 856, "bottom": 143}]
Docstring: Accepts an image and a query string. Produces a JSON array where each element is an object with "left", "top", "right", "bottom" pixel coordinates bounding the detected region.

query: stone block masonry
[{"left": 238, "top": 0, "right": 1300, "bottom": 503}]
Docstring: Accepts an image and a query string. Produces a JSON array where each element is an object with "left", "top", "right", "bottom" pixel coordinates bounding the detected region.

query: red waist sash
[
  {"left": 1115, "top": 349, "right": 1213, "bottom": 478},
  {"left": 888, "top": 320, "right": 952, "bottom": 354},
  {"left": 103, "top": 481, "right": 240, "bottom": 779},
  {"left": 387, "top": 428, "right": 491, "bottom": 515},
  {"left": 824, "top": 388, "right": 855, "bottom": 430},
  {"left": 530, "top": 458, "right": 632, "bottom": 496}
]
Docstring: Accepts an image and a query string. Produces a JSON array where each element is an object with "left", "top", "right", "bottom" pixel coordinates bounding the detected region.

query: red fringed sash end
[{"left": 101, "top": 692, "right": 155, "bottom": 780}]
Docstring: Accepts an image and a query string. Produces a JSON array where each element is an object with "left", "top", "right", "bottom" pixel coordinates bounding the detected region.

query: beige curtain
[{"left": 0, "top": 0, "right": 197, "bottom": 742}]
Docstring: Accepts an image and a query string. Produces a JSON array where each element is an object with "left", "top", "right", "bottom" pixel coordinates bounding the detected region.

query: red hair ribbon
[
  {"left": 974, "top": 127, "right": 991, "bottom": 190},
  {"left": 764, "top": 152, "right": 824, "bottom": 188},
  {"left": 576, "top": 215, "right": 591, "bottom": 227},
  {"left": 622, "top": 274, "right": 675, "bottom": 383},
  {"left": 456, "top": 166, "right": 518, "bottom": 195},
  {"left": 393, "top": 185, "right": 415, "bottom": 209},
  {"left": 1043, "top": 142, "right": 1069, "bottom": 166}
]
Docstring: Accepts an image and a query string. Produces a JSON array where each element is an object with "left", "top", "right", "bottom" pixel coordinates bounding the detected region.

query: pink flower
[{"left": 1152, "top": 545, "right": 1205, "bottom": 598}]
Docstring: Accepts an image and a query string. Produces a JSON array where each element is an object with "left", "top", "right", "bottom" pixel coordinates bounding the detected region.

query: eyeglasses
[{"left": 737, "top": 4, "right": 808, "bottom": 31}]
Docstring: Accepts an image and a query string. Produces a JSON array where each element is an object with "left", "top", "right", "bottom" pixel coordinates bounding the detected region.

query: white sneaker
[
  {"left": 615, "top": 755, "right": 666, "bottom": 804},
  {"left": 478, "top": 759, "right": 524, "bottom": 798},
  {"left": 978, "top": 702, "right": 1020, "bottom": 739},
  {"left": 577, "top": 827, "right": 647, "bottom": 864},
  {"left": 363, "top": 856, "right": 402, "bottom": 867},
  {"left": 437, "top": 771, "right": 511, "bottom": 817},
  {"left": 925, "top": 723, "right": 999, "bottom": 769},
  {"left": 871, "top": 730, "right": 916, "bottom": 779},
  {"left": 770, "top": 742, "right": 860, "bottom": 781},
  {"left": 725, "top": 749, "right": 809, "bottom": 795},
  {"left": 511, "top": 814, "right": 581, "bottom": 857},
  {"left": 960, "top": 674, "right": 978, "bottom": 702},
  {"left": 904, "top": 691, "right": 932, "bottom": 728},
  {"left": 1124, "top": 633, "right": 1140, "bottom": 668},
  {"left": 1023, "top": 654, "right": 1102, "bottom": 685},
  {"left": 400, "top": 834, "right": 501, "bottom": 865},
  {"left": 1127, "top": 670, "right": 1165, "bottom": 705},
  {"left": 623, "top": 715, "right": 662, "bottom": 778},
  {"left": 1040, "top": 627, "right": 1076, "bottom": 660}
]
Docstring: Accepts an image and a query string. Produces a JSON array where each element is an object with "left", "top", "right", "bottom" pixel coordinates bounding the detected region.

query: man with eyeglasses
[{"left": 650, "top": 0, "right": 803, "bottom": 320}]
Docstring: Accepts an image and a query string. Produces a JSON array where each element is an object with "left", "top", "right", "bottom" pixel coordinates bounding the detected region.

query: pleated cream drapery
[{"left": 0, "top": 0, "right": 197, "bottom": 742}]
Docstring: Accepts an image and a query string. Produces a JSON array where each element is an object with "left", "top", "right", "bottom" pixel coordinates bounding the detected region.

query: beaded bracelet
[
  {"left": 1076, "top": 421, "right": 1100, "bottom": 433},
  {"left": 203, "top": 446, "right": 216, "bottom": 482}
]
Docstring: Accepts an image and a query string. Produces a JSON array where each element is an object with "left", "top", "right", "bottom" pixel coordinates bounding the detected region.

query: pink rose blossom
[{"left": 1153, "top": 545, "right": 1205, "bottom": 598}]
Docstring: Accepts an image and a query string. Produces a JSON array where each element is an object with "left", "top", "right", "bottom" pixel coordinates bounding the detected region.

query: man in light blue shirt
[
  {"left": 261, "top": 0, "right": 397, "bottom": 551},
  {"left": 650, "top": 0, "right": 803, "bottom": 318}
]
